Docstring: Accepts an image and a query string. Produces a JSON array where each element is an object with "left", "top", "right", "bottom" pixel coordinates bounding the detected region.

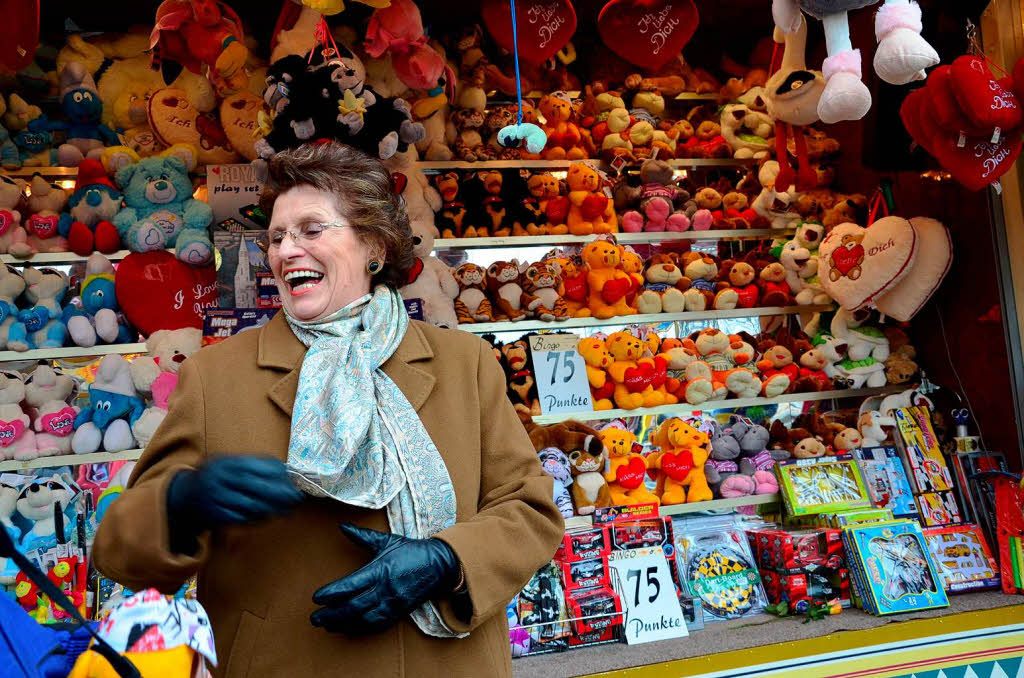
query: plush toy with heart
[
  {"left": 0, "top": 371, "right": 35, "bottom": 461},
  {"left": 819, "top": 217, "right": 918, "bottom": 311},
  {"left": 926, "top": 66, "right": 988, "bottom": 138},
  {"left": 920, "top": 106, "right": 1023, "bottom": 191},
  {"left": 219, "top": 91, "right": 263, "bottom": 161},
  {"left": 597, "top": 0, "right": 699, "bottom": 71},
  {"left": 24, "top": 364, "right": 78, "bottom": 459},
  {"left": 874, "top": 217, "right": 952, "bottom": 322},
  {"left": 149, "top": 88, "right": 239, "bottom": 166},
  {"left": 600, "top": 424, "right": 660, "bottom": 506},
  {"left": 115, "top": 251, "right": 218, "bottom": 336},
  {"left": 949, "top": 55, "right": 1022, "bottom": 139},
  {"left": 650, "top": 417, "right": 712, "bottom": 505},
  {"left": 482, "top": 0, "right": 577, "bottom": 66}
]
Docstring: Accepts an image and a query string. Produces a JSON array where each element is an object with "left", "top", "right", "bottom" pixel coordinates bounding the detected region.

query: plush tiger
[
  {"left": 521, "top": 262, "right": 569, "bottom": 322},
  {"left": 452, "top": 263, "right": 494, "bottom": 323}
]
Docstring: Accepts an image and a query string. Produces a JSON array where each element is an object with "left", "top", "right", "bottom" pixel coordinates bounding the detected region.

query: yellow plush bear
[
  {"left": 577, "top": 336, "right": 614, "bottom": 410},
  {"left": 566, "top": 162, "right": 618, "bottom": 235},
  {"left": 600, "top": 426, "right": 660, "bottom": 506},
  {"left": 97, "top": 56, "right": 165, "bottom": 157},
  {"left": 649, "top": 418, "right": 713, "bottom": 505},
  {"left": 582, "top": 240, "right": 635, "bottom": 319}
]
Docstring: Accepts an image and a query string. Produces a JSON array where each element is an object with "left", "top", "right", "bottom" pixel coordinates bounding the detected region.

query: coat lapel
[{"left": 257, "top": 312, "right": 436, "bottom": 417}]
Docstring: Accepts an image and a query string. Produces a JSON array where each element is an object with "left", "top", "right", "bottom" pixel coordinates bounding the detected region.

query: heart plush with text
[
  {"left": 624, "top": 361, "right": 654, "bottom": 393},
  {"left": 615, "top": 456, "right": 647, "bottom": 490},
  {"left": 818, "top": 218, "right": 919, "bottom": 311},
  {"left": 116, "top": 251, "right": 219, "bottom": 336},
  {"left": 481, "top": 0, "right": 577, "bottom": 66},
  {"left": 597, "top": 0, "right": 699, "bottom": 71},
  {"left": 921, "top": 109, "right": 1024, "bottom": 191},
  {"left": 660, "top": 449, "right": 694, "bottom": 481},
  {"left": 925, "top": 66, "right": 988, "bottom": 136},
  {"left": 874, "top": 217, "right": 952, "bottom": 322},
  {"left": 949, "top": 55, "right": 1023, "bottom": 133},
  {"left": 900, "top": 88, "right": 932, "bottom": 154}
]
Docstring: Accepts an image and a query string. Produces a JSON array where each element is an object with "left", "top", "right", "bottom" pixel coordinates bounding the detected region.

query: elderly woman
[{"left": 93, "top": 141, "right": 564, "bottom": 677}]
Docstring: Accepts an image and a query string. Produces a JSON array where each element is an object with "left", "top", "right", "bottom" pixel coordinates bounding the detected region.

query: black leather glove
[
  {"left": 166, "top": 455, "right": 303, "bottom": 555},
  {"left": 310, "top": 523, "right": 464, "bottom": 635}
]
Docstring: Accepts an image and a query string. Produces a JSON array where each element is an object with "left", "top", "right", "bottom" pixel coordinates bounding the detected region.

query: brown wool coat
[{"left": 92, "top": 313, "right": 564, "bottom": 678}]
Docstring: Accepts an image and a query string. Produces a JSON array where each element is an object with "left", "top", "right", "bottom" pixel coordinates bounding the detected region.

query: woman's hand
[
  {"left": 166, "top": 455, "right": 303, "bottom": 554},
  {"left": 310, "top": 523, "right": 463, "bottom": 635}
]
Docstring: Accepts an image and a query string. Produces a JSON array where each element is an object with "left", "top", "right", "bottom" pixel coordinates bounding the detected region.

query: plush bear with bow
[{"left": 72, "top": 354, "right": 146, "bottom": 454}]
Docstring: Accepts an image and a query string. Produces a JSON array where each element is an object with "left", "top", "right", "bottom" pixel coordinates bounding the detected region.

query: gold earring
[{"left": 367, "top": 259, "right": 383, "bottom": 275}]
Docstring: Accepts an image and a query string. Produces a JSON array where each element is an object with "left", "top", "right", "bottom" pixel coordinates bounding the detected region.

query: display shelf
[
  {"left": 0, "top": 448, "right": 144, "bottom": 473},
  {"left": 531, "top": 385, "right": 904, "bottom": 425},
  {"left": 675, "top": 92, "right": 720, "bottom": 101},
  {"left": 458, "top": 305, "right": 832, "bottom": 335},
  {"left": 1, "top": 167, "right": 79, "bottom": 179},
  {"left": 562, "top": 494, "right": 780, "bottom": 530},
  {"left": 0, "top": 343, "right": 146, "bottom": 363},
  {"left": 433, "top": 228, "right": 794, "bottom": 250},
  {"left": 0, "top": 250, "right": 136, "bottom": 265},
  {"left": 417, "top": 158, "right": 750, "bottom": 171}
]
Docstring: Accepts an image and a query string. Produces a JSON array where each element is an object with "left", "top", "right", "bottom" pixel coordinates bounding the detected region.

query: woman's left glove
[{"left": 311, "top": 523, "right": 462, "bottom": 635}]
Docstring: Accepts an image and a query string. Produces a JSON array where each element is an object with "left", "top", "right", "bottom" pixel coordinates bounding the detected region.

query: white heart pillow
[
  {"left": 875, "top": 217, "right": 952, "bottom": 322},
  {"left": 818, "top": 217, "right": 919, "bottom": 310}
]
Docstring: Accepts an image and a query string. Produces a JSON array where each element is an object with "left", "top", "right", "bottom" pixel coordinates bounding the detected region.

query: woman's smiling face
[{"left": 268, "top": 185, "right": 375, "bottom": 321}]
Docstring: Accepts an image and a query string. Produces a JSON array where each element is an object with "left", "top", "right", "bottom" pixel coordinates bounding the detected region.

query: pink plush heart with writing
[
  {"left": 950, "top": 55, "right": 1023, "bottom": 132},
  {"left": 115, "top": 251, "right": 218, "bottom": 336},
  {"left": 482, "top": 0, "right": 577, "bottom": 67},
  {"left": 598, "top": 0, "right": 699, "bottom": 71},
  {"left": 0, "top": 418, "right": 25, "bottom": 447},
  {"left": 921, "top": 109, "right": 1024, "bottom": 191},
  {"left": 818, "top": 218, "right": 919, "bottom": 311},
  {"left": 40, "top": 407, "right": 76, "bottom": 437},
  {"left": 660, "top": 449, "right": 694, "bottom": 481},
  {"left": 615, "top": 456, "right": 647, "bottom": 490},
  {"left": 875, "top": 218, "right": 952, "bottom": 322}
]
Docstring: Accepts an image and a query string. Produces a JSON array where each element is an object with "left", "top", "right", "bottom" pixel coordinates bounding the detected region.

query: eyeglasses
[{"left": 267, "top": 221, "right": 345, "bottom": 250}]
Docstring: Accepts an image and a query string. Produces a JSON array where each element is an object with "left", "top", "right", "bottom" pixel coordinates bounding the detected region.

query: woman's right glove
[{"left": 166, "top": 455, "right": 303, "bottom": 555}]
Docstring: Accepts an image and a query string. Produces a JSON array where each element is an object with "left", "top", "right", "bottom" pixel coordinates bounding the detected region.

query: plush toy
[
  {"left": 720, "top": 95, "right": 774, "bottom": 160},
  {"left": 857, "top": 408, "right": 894, "bottom": 447},
  {"left": 463, "top": 170, "right": 503, "bottom": 237},
  {"left": 0, "top": 96, "right": 20, "bottom": 169},
  {"left": 606, "top": 330, "right": 673, "bottom": 409},
  {"left": 547, "top": 253, "right": 588, "bottom": 318},
  {"left": 150, "top": 0, "right": 250, "bottom": 95},
  {"left": 636, "top": 254, "right": 687, "bottom": 314},
  {"left": 600, "top": 424, "right": 660, "bottom": 506},
  {"left": 577, "top": 335, "right": 614, "bottom": 410},
  {"left": 756, "top": 257, "right": 793, "bottom": 306},
  {"left": 793, "top": 334, "right": 833, "bottom": 392},
  {"left": 516, "top": 173, "right": 564, "bottom": 236},
  {"left": 679, "top": 252, "right": 739, "bottom": 311},
  {"left": 883, "top": 328, "right": 919, "bottom": 384},
  {"left": 58, "top": 159, "right": 123, "bottom": 256},
  {"left": 96, "top": 56, "right": 165, "bottom": 158},
  {"left": 501, "top": 339, "right": 540, "bottom": 415},
  {"left": 521, "top": 262, "right": 569, "bottom": 322},
  {"left": 772, "top": 0, "right": 938, "bottom": 124},
  {"left": 0, "top": 267, "right": 25, "bottom": 352},
  {"left": 755, "top": 331, "right": 798, "bottom": 396},
  {"left": 650, "top": 418, "right": 713, "bottom": 505},
  {"left": 485, "top": 260, "right": 535, "bottom": 322},
  {"left": 129, "top": 327, "right": 202, "bottom": 447},
  {"left": 24, "top": 364, "right": 78, "bottom": 458},
  {"left": 520, "top": 415, "right": 604, "bottom": 518},
  {"left": 769, "top": 418, "right": 827, "bottom": 459},
  {"left": 383, "top": 147, "right": 440, "bottom": 236},
  {"left": 23, "top": 176, "right": 70, "bottom": 254},
  {"left": 72, "top": 354, "right": 145, "bottom": 454},
  {"left": 779, "top": 221, "right": 831, "bottom": 306},
  {"left": 568, "top": 445, "right": 612, "bottom": 516},
  {"left": 811, "top": 332, "right": 851, "bottom": 385},
  {"left": 830, "top": 309, "right": 889, "bottom": 387},
  {"left": 0, "top": 176, "right": 31, "bottom": 258},
  {"left": 64, "top": 253, "right": 134, "bottom": 347},
  {"left": 7, "top": 268, "right": 68, "bottom": 352},
  {"left": 538, "top": 447, "right": 575, "bottom": 518},
  {"left": 620, "top": 159, "right": 691, "bottom": 233},
  {"left": 538, "top": 93, "right": 586, "bottom": 160},
  {"left": 28, "top": 63, "right": 119, "bottom": 167},
  {"left": 0, "top": 371, "right": 37, "bottom": 461},
  {"left": 7, "top": 96, "right": 57, "bottom": 169},
  {"left": 452, "top": 263, "right": 495, "bottom": 324},
  {"left": 14, "top": 474, "right": 77, "bottom": 553},
  {"left": 114, "top": 155, "right": 213, "bottom": 266},
  {"left": 566, "top": 163, "right": 617, "bottom": 236},
  {"left": 719, "top": 257, "right": 760, "bottom": 309},
  {"left": 582, "top": 239, "right": 634, "bottom": 319},
  {"left": 399, "top": 222, "right": 458, "bottom": 329}
]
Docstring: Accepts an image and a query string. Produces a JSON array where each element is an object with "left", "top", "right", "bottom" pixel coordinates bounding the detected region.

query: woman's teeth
[{"left": 284, "top": 269, "right": 325, "bottom": 292}]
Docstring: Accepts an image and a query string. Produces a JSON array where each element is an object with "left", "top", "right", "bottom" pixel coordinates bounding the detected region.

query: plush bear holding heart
[{"left": 819, "top": 218, "right": 918, "bottom": 311}]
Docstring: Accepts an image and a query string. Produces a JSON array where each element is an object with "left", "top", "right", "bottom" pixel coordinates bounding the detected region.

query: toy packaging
[
  {"left": 566, "top": 586, "right": 623, "bottom": 648},
  {"left": 674, "top": 515, "right": 767, "bottom": 622},
  {"left": 922, "top": 524, "right": 1000, "bottom": 593},
  {"left": 202, "top": 308, "right": 276, "bottom": 346},
  {"left": 560, "top": 557, "right": 612, "bottom": 593},
  {"left": 830, "top": 508, "right": 895, "bottom": 527},
  {"left": 556, "top": 526, "right": 611, "bottom": 564},
  {"left": 842, "top": 520, "right": 950, "bottom": 616},
  {"left": 213, "top": 230, "right": 276, "bottom": 309},
  {"left": 776, "top": 456, "right": 872, "bottom": 517},
  {"left": 516, "top": 562, "right": 571, "bottom": 655},
  {"left": 953, "top": 451, "right": 1009, "bottom": 549},
  {"left": 916, "top": 491, "right": 963, "bottom": 527},
  {"left": 894, "top": 408, "right": 953, "bottom": 493},
  {"left": 853, "top": 447, "right": 919, "bottom": 518}
]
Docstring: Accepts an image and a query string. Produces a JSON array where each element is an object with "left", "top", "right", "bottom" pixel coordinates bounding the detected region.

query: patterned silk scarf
[{"left": 284, "top": 286, "right": 464, "bottom": 638}]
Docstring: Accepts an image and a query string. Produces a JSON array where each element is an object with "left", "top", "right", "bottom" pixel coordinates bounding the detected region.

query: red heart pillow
[
  {"left": 1013, "top": 55, "right": 1024, "bottom": 104},
  {"left": 615, "top": 456, "right": 647, "bottom": 490},
  {"left": 921, "top": 110, "right": 1023, "bottom": 191},
  {"left": 925, "top": 66, "right": 987, "bottom": 136},
  {"left": 116, "top": 251, "right": 219, "bottom": 336},
  {"left": 950, "top": 55, "right": 1023, "bottom": 133},
  {"left": 901, "top": 89, "right": 932, "bottom": 154},
  {"left": 660, "top": 449, "right": 694, "bottom": 481},
  {"left": 481, "top": 0, "right": 577, "bottom": 67},
  {"left": 597, "top": 0, "right": 699, "bottom": 71},
  {"left": 624, "top": 362, "right": 654, "bottom": 393}
]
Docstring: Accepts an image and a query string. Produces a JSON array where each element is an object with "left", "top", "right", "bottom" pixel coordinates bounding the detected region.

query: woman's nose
[{"left": 276, "top": 232, "right": 304, "bottom": 258}]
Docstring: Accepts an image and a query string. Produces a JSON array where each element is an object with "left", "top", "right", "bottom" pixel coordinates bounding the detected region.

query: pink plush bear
[{"left": 0, "top": 371, "right": 36, "bottom": 461}]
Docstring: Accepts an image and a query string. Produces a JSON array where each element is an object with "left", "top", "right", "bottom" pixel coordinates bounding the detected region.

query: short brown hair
[{"left": 259, "top": 141, "right": 413, "bottom": 289}]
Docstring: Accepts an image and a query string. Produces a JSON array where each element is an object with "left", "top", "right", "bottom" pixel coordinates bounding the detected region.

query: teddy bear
[
  {"left": 114, "top": 155, "right": 214, "bottom": 266},
  {"left": 62, "top": 253, "right": 134, "bottom": 348},
  {"left": 725, "top": 416, "right": 778, "bottom": 491},
  {"left": 661, "top": 338, "right": 722, "bottom": 405},
  {"left": 0, "top": 267, "right": 25, "bottom": 351},
  {"left": 452, "top": 263, "right": 495, "bottom": 324},
  {"left": 449, "top": 107, "right": 487, "bottom": 162},
  {"left": 780, "top": 222, "right": 831, "bottom": 306},
  {"left": 485, "top": 260, "right": 536, "bottom": 322},
  {"left": 129, "top": 327, "right": 202, "bottom": 447},
  {"left": 0, "top": 176, "right": 31, "bottom": 258},
  {"left": 688, "top": 329, "right": 764, "bottom": 399},
  {"left": 793, "top": 334, "right": 833, "bottom": 392},
  {"left": 577, "top": 335, "right": 614, "bottom": 410},
  {"left": 769, "top": 419, "right": 827, "bottom": 460},
  {"left": 72, "top": 354, "right": 146, "bottom": 454},
  {"left": 636, "top": 254, "right": 687, "bottom": 315},
  {"left": 383, "top": 147, "right": 440, "bottom": 237},
  {"left": 823, "top": 193, "right": 869, "bottom": 229},
  {"left": 649, "top": 418, "right": 713, "bottom": 505},
  {"left": 7, "top": 268, "right": 68, "bottom": 352},
  {"left": 566, "top": 163, "right": 617, "bottom": 236},
  {"left": 27, "top": 62, "right": 119, "bottom": 167},
  {"left": 883, "top": 328, "right": 919, "bottom": 385},
  {"left": 96, "top": 56, "right": 165, "bottom": 157},
  {"left": 719, "top": 256, "right": 760, "bottom": 309},
  {"left": 599, "top": 107, "right": 635, "bottom": 164},
  {"left": 520, "top": 262, "right": 569, "bottom": 322},
  {"left": 58, "top": 159, "right": 124, "bottom": 256},
  {"left": 23, "top": 364, "right": 77, "bottom": 459},
  {"left": 0, "top": 371, "right": 37, "bottom": 461},
  {"left": 0, "top": 96, "right": 20, "bottom": 170},
  {"left": 606, "top": 330, "right": 674, "bottom": 409},
  {"left": 516, "top": 172, "right": 564, "bottom": 236},
  {"left": 678, "top": 252, "right": 739, "bottom": 311},
  {"left": 582, "top": 240, "right": 634, "bottom": 319},
  {"left": 399, "top": 222, "right": 459, "bottom": 329},
  {"left": 619, "top": 159, "right": 691, "bottom": 233},
  {"left": 569, "top": 445, "right": 612, "bottom": 516},
  {"left": 756, "top": 257, "right": 793, "bottom": 307},
  {"left": 720, "top": 102, "right": 773, "bottom": 160},
  {"left": 23, "top": 176, "right": 70, "bottom": 254},
  {"left": 538, "top": 93, "right": 587, "bottom": 160},
  {"left": 754, "top": 330, "right": 797, "bottom": 396},
  {"left": 600, "top": 424, "right": 660, "bottom": 506}
]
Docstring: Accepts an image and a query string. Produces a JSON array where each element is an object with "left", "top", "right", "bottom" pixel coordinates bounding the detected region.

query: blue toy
[
  {"left": 0, "top": 96, "right": 19, "bottom": 169},
  {"left": 28, "top": 62, "right": 119, "bottom": 167},
  {"left": 12, "top": 128, "right": 58, "bottom": 168},
  {"left": 72, "top": 354, "right": 145, "bottom": 454},
  {"left": 57, "top": 159, "right": 124, "bottom": 256},
  {"left": 6, "top": 267, "right": 68, "bottom": 352},
  {"left": 63, "top": 253, "right": 133, "bottom": 347},
  {"left": 114, "top": 155, "right": 214, "bottom": 266}
]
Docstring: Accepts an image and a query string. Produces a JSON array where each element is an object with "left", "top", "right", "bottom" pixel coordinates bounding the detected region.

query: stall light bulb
[
  {"left": 673, "top": 170, "right": 688, "bottom": 180},
  {"left": 551, "top": 171, "right": 567, "bottom": 180},
  {"left": 59, "top": 180, "right": 76, "bottom": 189}
]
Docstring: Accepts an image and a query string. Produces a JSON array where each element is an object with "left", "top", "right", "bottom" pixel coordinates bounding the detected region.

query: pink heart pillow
[
  {"left": 874, "top": 218, "right": 952, "bottom": 322},
  {"left": 818, "top": 217, "right": 919, "bottom": 311}
]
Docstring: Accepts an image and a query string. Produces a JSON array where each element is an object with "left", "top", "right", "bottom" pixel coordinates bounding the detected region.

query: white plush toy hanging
[{"left": 772, "top": 0, "right": 939, "bottom": 124}]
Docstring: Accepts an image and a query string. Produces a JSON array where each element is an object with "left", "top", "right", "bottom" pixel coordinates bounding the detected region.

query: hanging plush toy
[
  {"left": 493, "top": 0, "right": 548, "bottom": 156},
  {"left": 364, "top": 0, "right": 453, "bottom": 93},
  {"left": 150, "top": 0, "right": 250, "bottom": 96},
  {"left": 772, "top": 0, "right": 938, "bottom": 124}
]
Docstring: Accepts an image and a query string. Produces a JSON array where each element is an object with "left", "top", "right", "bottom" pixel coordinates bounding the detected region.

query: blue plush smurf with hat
[
  {"left": 27, "top": 62, "right": 119, "bottom": 167},
  {"left": 72, "top": 354, "right": 145, "bottom": 455},
  {"left": 57, "top": 159, "right": 124, "bottom": 256}
]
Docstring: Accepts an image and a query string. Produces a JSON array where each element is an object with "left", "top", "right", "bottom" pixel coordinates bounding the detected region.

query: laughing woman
[{"left": 93, "top": 141, "right": 564, "bottom": 678}]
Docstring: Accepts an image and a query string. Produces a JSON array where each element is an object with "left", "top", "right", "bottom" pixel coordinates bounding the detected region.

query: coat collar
[{"left": 259, "top": 311, "right": 436, "bottom": 416}]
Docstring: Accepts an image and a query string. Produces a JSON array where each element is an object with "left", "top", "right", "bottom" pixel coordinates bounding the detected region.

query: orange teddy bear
[
  {"left": 539, "top": 93, "right": 587, "bottom": 160},
  {"left": 606, "top": 330, "right": 675, "bottom": 409},
  {"left": 649, "top": 418, "right": 714, "bottom": 505},
  {"left": 577, "top": 335, "right": 614, "bottom": 410},
  {"left": 566, "top": 162, "right": 618, "bottom": 236},
  {"left": 582, "top": 239, "right": 635, "bottom": 319},
  {"left": 600, "top": 425, "right": 660, "bottom": 506}
]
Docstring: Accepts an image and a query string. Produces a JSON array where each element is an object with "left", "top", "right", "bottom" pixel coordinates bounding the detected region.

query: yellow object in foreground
[{"left": 67, "top": 645, "right": 198, "bottom": 678}]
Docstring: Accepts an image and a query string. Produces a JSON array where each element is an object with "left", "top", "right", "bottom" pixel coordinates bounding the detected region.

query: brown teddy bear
[
  {"left": 823, "top": 193, "right": 869, "bottom": 228},
  {"left": 883, "top": 327, "right": 919, "bottom": 384},
  {"left": 718, "top": 256, "right": 760, "bottom": 308},
  {"left": 679, "top": 252, "right": 739, "bottom": 311},
  {"left": 519, "top": 411, "right": 606, "bottom": 459},
  {"left": 756, "top": 256, "right": 793, "bottom": 306}
]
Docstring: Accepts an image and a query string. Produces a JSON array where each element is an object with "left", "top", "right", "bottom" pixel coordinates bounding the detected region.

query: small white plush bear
[
  {"left": 0, "top": 175, "right": 31, "bottom": 258},
  {"left": 398, "top": 221, "right": 459, "bottom": 329},
  {"left": 129, "top": 328, "right": 202, "bottom": 447},
  {"left": 24, "top": 175, "right": 71, "bottom": 254},
  {"left": 0, "top": 265, "right": 26, "bottom": 350},
  {"left": 16, "top": 474, "right": 75, "bottom": 551},
  {"left": 25, "top": 364, "right": 77, "bottom": 458},
  {"left": 0, "top": 370, "right": 36, "bottom": 461}
]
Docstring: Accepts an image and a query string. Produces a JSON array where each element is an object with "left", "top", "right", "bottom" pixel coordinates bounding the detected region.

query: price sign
[
  {"left": 608, "top": 546, "right": 688, "bottom": 645},
  {"left": 529, "top": 334, "right": 592, "bottom": 415}
]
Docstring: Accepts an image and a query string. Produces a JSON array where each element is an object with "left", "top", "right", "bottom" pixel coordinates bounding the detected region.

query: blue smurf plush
[
  {"left": 28, "top": 62, "right": 119, "bottom": 167},
  {"left": 72, "top": 354, "right": 144, "bottom": 454},
  {"left": 64, "top": 253, "right": 134, "bottom": 347},
  {"left": 114, "top": 156, "right": 214, "bottom": 266},
  {"left": 7, "top": 267, "right": 68, "bottom": 352}
]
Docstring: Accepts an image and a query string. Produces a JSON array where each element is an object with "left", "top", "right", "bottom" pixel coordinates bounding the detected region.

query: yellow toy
[
  {"left": 566, "top": 162, "right": 618, "bottom": 236},
  {"left": 650, "top": 418, "right": 714, "bottom": 505},
  {"left": 67, "top": 645, "right": 195, "bottom": 678},
  {"left": 619, "top": 246, "right": 644, "bottom": 313},
  {"left": 538, "top": 93, "right": 587, "bottom": 160},
  {"left": 577, "top": 335, "right": 614, "bottom": 410},
  {"left": 606, "top": 330, "right": 670, "bottom": 409},
  {"left": 601, "top": 426, "right": 660, "bottom": 506},
  {"left": 582, "top": 240, "right": 635, "bottom": 319}
]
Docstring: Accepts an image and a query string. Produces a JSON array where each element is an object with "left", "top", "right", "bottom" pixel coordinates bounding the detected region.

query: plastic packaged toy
[
  {"left": 922, "top": 524, "right": 1000, "bottom": 593},
  {"left": 853, "top": 446, "right": 919, "bottom": 518},
  {"left": 776, "top": 455, "right": 872, "bottom": 517}
]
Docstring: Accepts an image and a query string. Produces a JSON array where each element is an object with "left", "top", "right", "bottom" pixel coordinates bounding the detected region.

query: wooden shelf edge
[
  {"left": 0, "top": 343, "right": 146, "bottom": 363},
  {"left": 0, "top": 448, "right": 144, "bottom": 472},
  {"left": 417, "top": 158, "right": 751, "bottom": 171},
  {"left": 433, "top": 229, "right": 795, "bottom": 250},
  {"left": 563, "top": 494, "right": 780, "bottom": 529}
]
